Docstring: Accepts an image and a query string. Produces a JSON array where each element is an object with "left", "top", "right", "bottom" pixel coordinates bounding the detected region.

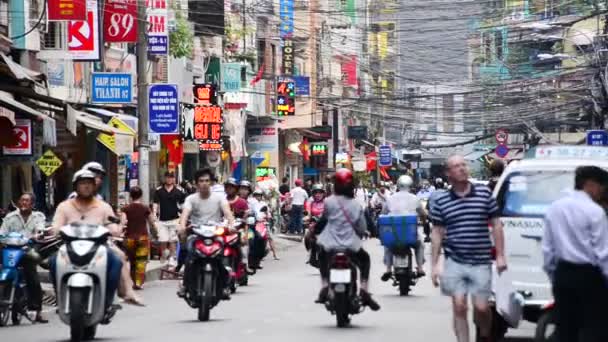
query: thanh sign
[
  {"left": 148, "top": 84, "right": 179, "bottom": 134},
  {"left": 91, "top": 73, "right": 132, "bottom": 103}
]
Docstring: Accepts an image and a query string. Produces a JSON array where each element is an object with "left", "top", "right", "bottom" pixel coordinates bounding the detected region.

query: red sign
[
  {"left": 48, "top": 0, "right": 87, "bottom": 21},
  {"left": 192, "top": 105, "right": 223, "bottom": 151},
  {"left": 495, "top": 129, "right": 508, "bottom": 144},
  {"left": 341, "top": 55, "right": 358, "bottom": 87},
  {"left": 193, "top": 84, "right": 217, "bottom": 105},
  {"left": 103, "top": 0, "right": 137, "bottom": 43},
  {"left": 68, "top": 0, "right": 100, "bottom": 60},
  {"left": 2, "top": 119, "right": 32, "bottom": 155}
]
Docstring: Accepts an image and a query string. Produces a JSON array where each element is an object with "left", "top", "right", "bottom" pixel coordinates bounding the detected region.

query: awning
[
  {"left": 296, "top": 128, "right": 324, "bottom": 139},
  {"left": 74, "top": 110, "right": 133, "bottom": 136},
  {"left": 0, "top": 54, "right": 44, "bottom": 83},
  {"left": 303, "top": 167, "right": 318, "bottom": 176},
  {"left": 0, "top": 90, "right": 53, "bottom": 122},
  {"left": 86, "top": 107, "right": 138, "bottom": 132},
  {"left": 464, "top": 150, "right": 490, "bottom": 161}
]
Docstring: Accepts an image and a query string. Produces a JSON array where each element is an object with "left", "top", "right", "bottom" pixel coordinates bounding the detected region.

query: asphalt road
[{"left": 0, "top": 239, "right": 537, "bottom": 342}]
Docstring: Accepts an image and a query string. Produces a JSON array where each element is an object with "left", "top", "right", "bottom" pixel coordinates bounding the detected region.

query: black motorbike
[
  {"left": 387, "top": 245, "right": 422, "bottom": 296},
  {"left": 324, "top": 251, "right": 363, "bottom": 327}
]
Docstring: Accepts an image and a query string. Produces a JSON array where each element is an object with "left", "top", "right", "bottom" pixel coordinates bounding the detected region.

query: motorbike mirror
[
  {"left": 246, "top": 217, "right": 256, "bottom": 225},
  {"left": 260, "top": 206, "right": 268, "bottom": 213}
]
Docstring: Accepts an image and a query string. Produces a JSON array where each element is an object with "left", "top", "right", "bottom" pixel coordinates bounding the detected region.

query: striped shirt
[{"left": 430, "top": 183, "right": 498, "bottom": 265}]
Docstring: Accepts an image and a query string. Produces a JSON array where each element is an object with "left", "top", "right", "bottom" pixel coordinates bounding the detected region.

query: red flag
[
  {"left": 379, "top": 167, "right": 390, "bottom": 180},
  {"left": 161, "top": 134, "right": 183, "bottom": 165},
  {"left": 250, "top": 63, "right": 265, "bottom": 85},
  {"left": 300, "top": 138, "right": 310, "bottom": 161}
]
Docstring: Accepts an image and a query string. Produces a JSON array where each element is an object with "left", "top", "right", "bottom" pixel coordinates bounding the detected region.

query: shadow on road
[{"left": 503, "top": 337, "right": 534, "bottom": 342}]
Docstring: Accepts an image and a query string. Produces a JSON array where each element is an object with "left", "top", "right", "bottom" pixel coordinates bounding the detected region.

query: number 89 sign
[{"left": 103, "top": 0, "right": 138, "bottom": 43}]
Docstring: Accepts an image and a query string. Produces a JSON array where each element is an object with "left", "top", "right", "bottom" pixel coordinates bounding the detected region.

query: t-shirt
[
  {"left": 383, "top": 191, "right": 421, "bottom": 215},
  {"left": 183, "top": 192, "right": 228, "bottom": 225},
  {"left": 290, "top": 187, "right": 308, "bottom": 206},
  {"left": 122, "top": 203, "right": 150, "bottom": 238},
  {"left": 228, "top": 197, "right": 249, "bottom": 218},
  {"left": 153, "top": 186, "right": 185, "bottom": 221},
  {"left": 429, "top": 183, "right": 499, "bottom": 265}
]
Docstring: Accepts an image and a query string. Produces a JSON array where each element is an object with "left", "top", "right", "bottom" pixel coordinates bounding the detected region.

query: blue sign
[
  {"left": 379, "top": 145, "right": 392, "bottom": 167},
  {"left": 148, "top": 36, "right": 168, "bottom": 55},
  {"left": 221, "top": 63, "right": 241, "bottom": 92},
  {"left": 496, "top": 144, "right": 509, "bottom": 158},
  {"left": 91, "top": 73, "right": 132, "bottom": 104},
  {"left": 149, "top": 84, "right": 179, "bottom": 134},
  {"left": 279, "top": 0, "right": 294, "bottom": 38},
  {"left": 294, "top": 76, "right": 310, "bottom": 96},
  {"left": 586, "top": 130, "right": 608, "bottom": 146}
]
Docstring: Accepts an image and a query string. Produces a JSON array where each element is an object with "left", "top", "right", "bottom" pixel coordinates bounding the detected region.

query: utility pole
[{"left": 137, "top": 0, "right": 150, "bottom": 203}]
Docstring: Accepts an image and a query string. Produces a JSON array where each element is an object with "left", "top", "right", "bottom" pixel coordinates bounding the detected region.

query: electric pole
[{"left": 137, "top": 0, "right": 150, "bottom": 203}]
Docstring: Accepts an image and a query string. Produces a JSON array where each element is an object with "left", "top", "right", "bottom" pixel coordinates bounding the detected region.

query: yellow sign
[
  {"left": 96, "top": 117, "right": 136, "bottom": 155},
  {"left": 36, "top": 150, "right": 63, "bottom": 177}
]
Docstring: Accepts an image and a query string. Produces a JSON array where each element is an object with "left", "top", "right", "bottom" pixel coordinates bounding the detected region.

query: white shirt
[
  {"left": 382, "top": 190, "right": 422, "bottom": 215},
  {"left": 371, "top": 190, "right": 391, "bottom": 208},
  {"left": 543, "top": 190, "right": 608, "bottom": 282},
  {"left": 290, "top": 187, "right": 308, "bottom": 206},
  {"left": 354, "top": 188, "right": 368, "bottom": 208}
]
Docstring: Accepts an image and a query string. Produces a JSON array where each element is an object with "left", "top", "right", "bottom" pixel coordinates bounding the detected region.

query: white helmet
[
  {"left": 82, "top": 161, "right": 106, "bottom": 176},
  {"left": 72, "top": 169, "right": 96, "bottom": 185},
  {"left": 397, "top": 175, "right": 414, "bottom": 190}
]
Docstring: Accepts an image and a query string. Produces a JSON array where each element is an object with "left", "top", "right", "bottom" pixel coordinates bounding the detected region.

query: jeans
[
  {"left": 50, "top": 247, "right": 122, "bottom": 310},
  {"left": 383, "top": 240, "right": 425, "bottom": 268},
  {"left": 20, "top": 252, "right": 43, "bottom": 311},
  {"left": 289, "top": 205, "right": 304, "bottom": 234},
  {"left": 319, "top": 248, "right": 371, "bottom": 282}
]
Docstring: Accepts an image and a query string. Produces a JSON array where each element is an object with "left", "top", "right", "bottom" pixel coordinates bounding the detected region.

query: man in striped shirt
[{"left": 430, "top": 155, "right": 507, "bottom": 342}]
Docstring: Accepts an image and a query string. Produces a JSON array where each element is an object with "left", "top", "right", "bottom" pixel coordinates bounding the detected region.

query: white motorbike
[{"left": 54, "top": 222, "right": 120, "bottom": 342}]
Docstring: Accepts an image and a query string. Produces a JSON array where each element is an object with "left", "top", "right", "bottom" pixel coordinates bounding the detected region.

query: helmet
[
  {"left": 82, "top": 162, "right": 106, "bottom": 176},
  {"left": 435, "top": 177, "right": 443, "bottom": 184},
  {"left": 253, "top": 188, "right": 263, "bottom": 196},
  {"left": 225, "top": 177, "right": 238, "bottom": 187},
  {"left": 72, "top": 169, "right": 96, "bottom": 184},
  {"left": 295, "top": 179, "right": 303, "bottom": 187},
  {"left": 312, "top": 184, "right": 325, "bottom": 193},
  {"left": 239, "top": 180, "right": 252, "bottom": 190},
  {"left": 334, "top": 168, "right": 354, "bottom": 187},
  {"left": 397, "top": 175, "right": 414, "bottom": 190}
]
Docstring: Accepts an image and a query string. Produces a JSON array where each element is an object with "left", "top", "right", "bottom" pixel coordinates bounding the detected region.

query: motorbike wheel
[
  {"left": 334, "top": 292, "right": 350, "bottom": 328},
  {"left": 69, "top": 288, "right": 88, "bottom": 342},
  {"left": 535, "top": 311, "right": 557, "bottom": 342},
  {"left": 198, "top": 273, "right": 213, "bottom": 322},
  {"left": 398, "top": 274, "right": 411, "bottom": 296},
  {"left": 238, "top": 273, "right": 249, "bottom": 286},
  {"left": 11, "top": 288, "right": 26, "bottom": 326},
  {"left": 83, "top": 325, "right": 97, "bottom": 341},
  {"left": 0, "top": 284, "right": 11, "bottom": 327}
]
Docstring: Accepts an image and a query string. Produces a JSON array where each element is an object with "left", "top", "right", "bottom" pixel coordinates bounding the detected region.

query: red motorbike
[
  {"left": 220, "top": 220, "right": 249, "bottom": 291},
  {"left": 248, "top": 213, "right": 270, "bottom": 271}
]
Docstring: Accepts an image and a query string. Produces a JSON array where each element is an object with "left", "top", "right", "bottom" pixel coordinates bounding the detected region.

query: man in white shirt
[
  {"left": 354, "top": 184, "right": 369, "bottom": 208},
  {"left": 370, "top": 183, "right": 391, "bottom": 210},
  {"left": 289, "top": 179, "right": 308, "bottom": 234},
  {"left": 543, "top": 166, "right": 608, "bottom": 342}
]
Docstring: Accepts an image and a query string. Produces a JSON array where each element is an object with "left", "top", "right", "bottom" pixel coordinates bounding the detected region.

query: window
[
  {"left": 44, "top": 22, "right": 65, "bottom": 50},
  {"left": 0, "top": 0, "right": 8, "bottom": 36},
  {"left": 495, "top": 31, "right": 503, "bottom": 61}
]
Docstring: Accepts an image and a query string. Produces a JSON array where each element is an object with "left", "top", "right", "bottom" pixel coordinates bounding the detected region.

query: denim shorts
[{"left": 441, "top": 257, "right": 492, "bottom": 300}]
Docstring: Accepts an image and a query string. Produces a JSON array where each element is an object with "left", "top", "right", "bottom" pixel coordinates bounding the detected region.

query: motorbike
[
  {"left": 220, "top": 219, "right": 249, "bottom": 291},
  {"left": 54, "top": 222, "right": 120, "bottom": 342},
  {"left": 182, "top": 223, "right": 230, "bottom": 322},
  {"left": 304, "top": 215, "right": 321, "bottom": 269},
  {"left": 324, "top": 251, "right": 363, "bottom": 327},
  {"left": 248, "top": 211, "right": 270, "bottom": 271},
  {"left": 0, "top": 232, "right": 32, "bottom": 327},
  {"left": 388, "top": 245, "right": 421, "bottom": 296}
]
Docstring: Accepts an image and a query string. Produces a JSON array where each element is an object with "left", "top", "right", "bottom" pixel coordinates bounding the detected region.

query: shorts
[
  {"left": 157, "top": 219, "right": 179, "bottom": 243},
  {"left": 441, "top": 257, "right": 492, "bottom": 300}
]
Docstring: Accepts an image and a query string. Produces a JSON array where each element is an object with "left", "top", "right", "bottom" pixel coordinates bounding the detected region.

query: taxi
[{"left": 489, "top": 145, "right": 608, "bottom": 340}]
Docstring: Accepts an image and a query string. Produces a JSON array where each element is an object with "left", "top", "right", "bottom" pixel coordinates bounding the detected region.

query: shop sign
[
  {"left": 256, "top": 167, "right": 276, "bottom": 182},
  {"left": 148, "top": 83, "right": 179, "bottom": 134},
  {"left": 3, "top": 119, "right": 32, "bottom": 155},
  {"left": 282, "top": 39, "right": 294, "bottom": 75},
  {"left": 293, "top": 76, "right": 310, "bottom": 96},
  {"left": 221, "top": 63, "right": 241, "bottom": 92},
  {"left": 311, "top": 143, "right": 327, "bottom": 156},
  {"left": 91, "top": 73, "right": 132, "bottom": 103},
  {"left": 183, "top": 105, "right": 223, "bottom": 151},
  {"left": 276, "top": 80, "right": 295, "bottom": 116},
  {"left": 378, "top": 145, "right": 392, "bottom": 167},
  {"left": 347, "top": 125, "right": 367, "bottom": 139},
  {"left": 586, "top": 130, "right": 608, "bottom": 146},
  {"left": 48, "top": 0, "right": 87, "bottom": 21},
  {"left": 103, "top": 0, "right": 137, "bottom": 43},
  {"left": 96, "top": 117, "right": 135, "bottom": 155},
  {"left": 147, "top": 0, "right": 168, "bottom": 54},
  {"left": 67, "top": 0, "right": 101, "bottom": 61},
  {"left": 193, "top": 83, "right": 217, "bottom": 105},
  {"left": 310, "top": 125, "right": 332, "bottom": 139},
  {"left": 36, "top": 150, "right": 63, "bottom": 177}
]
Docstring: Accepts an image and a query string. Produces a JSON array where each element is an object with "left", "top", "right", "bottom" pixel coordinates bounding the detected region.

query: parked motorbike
[
  {"left": 220, "top": 219, "right": 248, "bottom": 291},
  {"left": 54, "top": 222, "right": 120, "bottom": 342},
  {"left": 324, "top": 251, "right": 363, "bottom": 327},
  {"left": 248, "top": 212, "right": 270, "bottom": 271},
  {"left": 182, "top": 223, "right": 230, "bottom": 322},
  {"left": 0, "top": 232, "right": 32, "bottom": 327}
]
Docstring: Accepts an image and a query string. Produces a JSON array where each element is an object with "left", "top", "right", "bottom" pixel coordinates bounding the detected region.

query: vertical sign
[
  {"left": 221, "top": 63, "right": 241, "bottom": 92},
  {"left": 147, "top": 0, "right": 168, "bottom": 54},
  {"left": 48, "top": 0, "right": 87, "bottom": 20},
  {"left": 182, "top": 104, "right": 224, "bottom": 151},
  {"left": 279, "top": 0, "right": 294, "bottom": 38},
  {"left": 282, "top": 39, "right": 294, "bottom": 75},
  {"left": 378, "top": 145, "right": 392, "bottom": 167},
  {"left": 276, "top": 79, "right": 295, "bottom": 116},
  {"left": 103, "top": 0, "right": 137, "bottom": 43},
  {"left": 148, "top": 84, "right": 179, "bottom": 134},
  {"left": 68, "top": 0, "right": 101, "bottom": 61}
]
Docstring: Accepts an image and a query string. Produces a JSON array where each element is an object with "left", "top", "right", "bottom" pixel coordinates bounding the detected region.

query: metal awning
[
  {"left": 86, "top": 107, "right": 138, "bottom": 132},
  {"left": 70, "top": 107, "right": 132, "bottom": 135},
  {"left": 296, "top": 128, "right": 324, "bottom": 139},
  {"left": 0, "top": 53, "right": 45, "bottom": 83},
  {"left": 464, "top": 150, "right": 490, "bottom": 161},
  {"left": 0, "top": 90, "right": 53, "bottom": 122}
]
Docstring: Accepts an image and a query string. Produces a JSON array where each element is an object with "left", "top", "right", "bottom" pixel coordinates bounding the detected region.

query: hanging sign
[
  {"left": 276, "top": 80, "right": 295, "bottom": 116},
  {"left": 193, "top": 83, "right": 217, "bottom": 105},
  {"left": 282, "top": 39, "right": 294, "bottom": 75},
  {"left": 48, "top": 0, "right": 87, "bottom": 21},
  {"left": 221, "top": 63, "right": 241, "bottom": 92},
  {"left": 147, "top": 0, "right": 168, "bottom": 54},
  {"left": 379, "top": 145, "right": 392, "bottom": 167},
  {"left": 36, "top": 150, "right": 63, "bottom": 177},
  {"left": 68, "top": 0, "right": 101, "bottom": 61},
  {"left": 103, "top": 0, "right": 137, "bottom": 43},
  {"left": 148, "top": 84, "right": 179, "bottom": 134},
  {"left": 182, "top": 104, "right": 223, "bottom": 151},
  {"left": 97, "top": 117, "right": 136, "bottom": 155},
  {"left": 2, "top": 119, "right": 32, "bottom": 155},
  {"left": 91, "top": 73, "right": 132, "bottom": 103}
]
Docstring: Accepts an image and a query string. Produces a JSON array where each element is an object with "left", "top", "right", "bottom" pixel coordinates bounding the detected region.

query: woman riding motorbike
[
  {"left": 304, "top": 184, "right": 326, "bottom": 266},
  {"left": 314, "top": 169, "right": 381, "bottom": 311}
]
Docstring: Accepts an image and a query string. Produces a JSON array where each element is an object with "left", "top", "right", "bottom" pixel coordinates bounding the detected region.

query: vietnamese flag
[
  {"left": 379, "top": 166, "right": 390, "bottom": 180},
  {"left": 300, "top": 137, "right": 310, "bottom": 161},
  {"left": 161, "top": 134, "right": 184, "bottom": 165}
]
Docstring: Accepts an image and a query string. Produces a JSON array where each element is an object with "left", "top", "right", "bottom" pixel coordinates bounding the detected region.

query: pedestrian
[
  {"left": 121, "top": 186, "right": 157, "bottom": 289},
  {"left": 543, "top": 166, "right": 608, "bottom": 342},
  {"left": 289, "top": 179, "right": 308, "bottom": 234},
  {"left": 153, "top": 171, "right": 186, "bottom": 264},
  {"left": 429, "top": 154, "right": 507, "bottom": 342},
  {"left": 354, "top": 182, "right": 368, "bottom": 209},
  {"left": 324, "top": 175, "right": 334, "bottom": 195},
  {"left": 279, "top": 177, "right": 290, "bottom": 195}
]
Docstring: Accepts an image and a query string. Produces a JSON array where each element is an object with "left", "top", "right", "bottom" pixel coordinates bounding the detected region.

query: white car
[{"left": 489, "top": 145, "right": 608, "bottom": 340}]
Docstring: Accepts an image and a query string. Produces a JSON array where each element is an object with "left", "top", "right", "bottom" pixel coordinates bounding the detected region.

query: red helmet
[
  {"left": 295, "top": 179, "right": 303, "bottom": 186},
  {"left": 334, "top": 168, "right": 353, "bottom": 187}
]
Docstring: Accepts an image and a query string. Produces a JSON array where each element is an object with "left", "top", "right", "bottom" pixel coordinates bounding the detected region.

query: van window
[{"left": 499, "top": 170, "right": 573, "bottom": 218}]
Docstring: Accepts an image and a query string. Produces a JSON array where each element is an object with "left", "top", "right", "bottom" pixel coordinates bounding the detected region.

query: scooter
[
  {"left": 221, "top": 219, "right": 249, "bottom": 291},
  {"left": 0, "top": 232, "right": 32, "bottom": 327},
  {"left": 304, "top": 215, "right": 321, "bottom": 269},
  {"left": 388, "top": 246, "right": 422, "bottom": 296},
  {"left": 248, "top": 212, "right": 270, "bottom": 271},
  {"left": 182, "top": 223, "right": 229, "bottom": 322},
  {"left": 324, "top": 251, "right": 363, "bottom": 328},
  {"left": 54, "top": 222, "right": 120, "bottom": 342}
]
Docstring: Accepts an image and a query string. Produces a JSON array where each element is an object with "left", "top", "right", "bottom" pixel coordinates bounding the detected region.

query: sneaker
[
  {"left": 359, "top": 290, "right": 380, "bottom": 311},
  {"left": 381, "top": 272, "right": 392, "bottom": 282},
  {"left": 315, "top": 287, "right": 329, "bottom": 304}
]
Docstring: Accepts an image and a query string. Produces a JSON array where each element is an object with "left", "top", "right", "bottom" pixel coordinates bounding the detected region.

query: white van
[{"left": 490, "top": 145, "right": 608, "bottom": 339}]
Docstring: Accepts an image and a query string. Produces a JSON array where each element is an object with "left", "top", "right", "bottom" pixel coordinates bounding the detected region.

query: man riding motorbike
[
  {"left": 52, "top": 169, "right": 144, "bottom": 308},
  {"left": 67, "top": 162, "right": 106, "bottom": 200},
  {"left": 381, "top": 175, "right": 428, "bottom": 281},
  {"left": 0, "top": 192, "right": 48, "bottom": 323},
  {"left": 370, "top": 182, "right": 390, "bottom": 211},
  {"left": 177, "top": 168, "right": 235, "bottom": 298},
  {"left": 314, "top": 169, "right": 380, "bottom": 311}
]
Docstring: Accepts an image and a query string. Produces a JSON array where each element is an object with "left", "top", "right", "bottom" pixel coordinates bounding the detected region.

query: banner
[
  {"left": 147, "top": 0, "right": 168, "bottom": 54},
  {"left": 103, "top": 0, "right": 137, "bottom": 43},
  {"left": 68, "top": 0, "right": 100, "bottom": 61},
  {"left": 47, "top": 0, "right": 87, "bottom": 21},
  {"left": 221, "top": 63, "right": 241, "bottom": 92}
]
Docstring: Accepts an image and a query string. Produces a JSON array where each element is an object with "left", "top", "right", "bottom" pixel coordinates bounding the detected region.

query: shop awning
[
  {"left": 0, "top": 90, "right": 53, "bottom": 122},
  {"left": 464, "top": 150, "right": 490, "bottom": 161},
  {"left": 296, "top": 128, "right": 324, "bottom": 139},
  {"left": 71, "top": 111, "right": 132, "bottom": 136},
  {"left": 86, "top": 107, "right": 138, "bottom": 132},
  {"left": 0, "top": 53, "right": 45, "bottom": 83}
]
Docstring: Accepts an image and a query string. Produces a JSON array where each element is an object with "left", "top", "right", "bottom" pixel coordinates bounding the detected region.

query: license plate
[
  {"left": 394, "top": 255, "right": 409, "bottom": 268},
  {"left": 330, "top": 269, "right": 351, "bottom": 283}
]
